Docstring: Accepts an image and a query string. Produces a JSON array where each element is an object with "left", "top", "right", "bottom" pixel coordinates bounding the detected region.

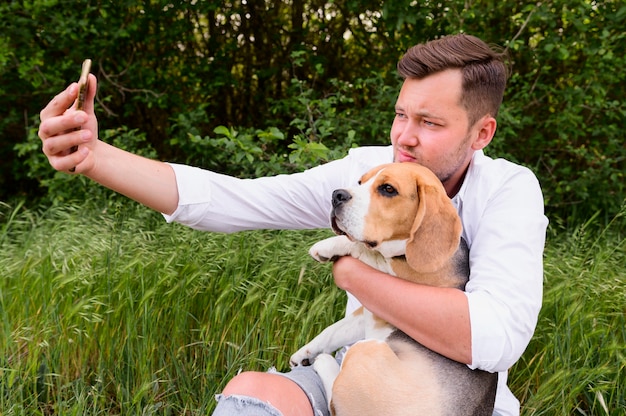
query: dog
[{"left": 290, "top": 163, "right": 497, "bottom": 416}]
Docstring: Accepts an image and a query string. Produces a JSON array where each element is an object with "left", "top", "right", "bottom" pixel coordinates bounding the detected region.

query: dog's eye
[{"left": 378, "top": 184, "right": 398, "bottom": 197}]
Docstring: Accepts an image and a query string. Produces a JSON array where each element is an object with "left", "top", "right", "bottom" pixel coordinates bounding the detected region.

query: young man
[{"left": 38, "top": 34, "right": 548, "bottom": 416}]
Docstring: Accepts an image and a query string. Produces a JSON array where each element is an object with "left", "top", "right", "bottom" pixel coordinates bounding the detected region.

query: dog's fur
[{"left": 290, "top": 163, "right": 497, "bottom": 416}]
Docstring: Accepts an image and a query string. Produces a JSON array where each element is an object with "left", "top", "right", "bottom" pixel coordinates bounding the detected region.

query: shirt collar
[{"left": 451, "top": 150, "right": 484, "bottom": 208}]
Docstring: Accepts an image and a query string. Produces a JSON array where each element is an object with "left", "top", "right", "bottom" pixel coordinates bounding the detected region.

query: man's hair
[{"left": 397, "top": 34, "right": 509, "bottom": 126}]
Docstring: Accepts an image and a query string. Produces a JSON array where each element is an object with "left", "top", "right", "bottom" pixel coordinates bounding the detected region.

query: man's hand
[
  {"left": 331, "top": 255, "right": 364, "bottom": 292},
  {"left": 38, "top": 74, "right": 98, "bottom": 174}
]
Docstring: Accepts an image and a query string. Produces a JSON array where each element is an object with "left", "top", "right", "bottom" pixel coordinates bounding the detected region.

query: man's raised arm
[{"left": 38, "top": 75, "right": 179, "bottom": 215}]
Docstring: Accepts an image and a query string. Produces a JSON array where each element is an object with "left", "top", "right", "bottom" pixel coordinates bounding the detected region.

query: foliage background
[{"left": 1, "top": 0, "right": 624, "bottom": 223}]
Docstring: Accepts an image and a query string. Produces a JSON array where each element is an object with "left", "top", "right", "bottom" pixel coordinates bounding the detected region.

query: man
[{"left": 38, "top": 34, "right": 548, "bottom": 416}]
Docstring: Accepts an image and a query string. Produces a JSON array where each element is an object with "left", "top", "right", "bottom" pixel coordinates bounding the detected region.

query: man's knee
[
  {"left": 222, "top": 371, "right": 270, "bottom": 396},
  {"left": 219, "top": 371, "right": 314, "bottom": 416}
]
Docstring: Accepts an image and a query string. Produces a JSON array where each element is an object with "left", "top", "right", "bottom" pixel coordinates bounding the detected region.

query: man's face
[{"left": 390, "top": 69, "right": 489, "bottom": 195}]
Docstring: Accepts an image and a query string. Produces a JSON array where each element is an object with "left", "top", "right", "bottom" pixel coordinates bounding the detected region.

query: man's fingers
[
  {"left": 49, "top": 146, "right": 88, "bottom": 173},
  {"left": 41, "top": 129, "right": 86, "bottom": 156},
  {"left": 37, "top": 74, "right": 98, "bottom": 174},
  {"left": 39, "top": 83, "right": 78, "bottom": 122},
  {"left": 39, "top": 110, "right": 88, "bottom": 143}
]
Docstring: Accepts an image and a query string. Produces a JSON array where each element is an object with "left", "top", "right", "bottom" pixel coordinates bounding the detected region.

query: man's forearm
[
  {"left": 333, "top": 256, "right": 472, "bottom": 364},
  {"left": 86, "top": 140, "right": 179, "bottom": 215}
]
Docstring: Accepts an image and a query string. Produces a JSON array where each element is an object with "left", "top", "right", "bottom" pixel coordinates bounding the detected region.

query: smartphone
[
  {"left": 76, "top": 58, "right": 92, "bottom": 111},
  {"left": 69, "top": 59, "right": 92, "bottom": 163}
]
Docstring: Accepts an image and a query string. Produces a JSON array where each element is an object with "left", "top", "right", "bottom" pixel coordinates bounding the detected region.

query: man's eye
[{"left": 378, "top": 184, "right": 398, "bottom": 197}]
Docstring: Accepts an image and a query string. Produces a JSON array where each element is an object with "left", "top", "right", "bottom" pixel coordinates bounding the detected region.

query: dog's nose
[{"left": 332, "top": 189, "right": 352, "bottom": 208}]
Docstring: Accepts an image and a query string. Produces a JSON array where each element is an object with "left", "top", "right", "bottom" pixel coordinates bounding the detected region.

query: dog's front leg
[
  {"left": 309, "top": 235, "right": 358, "bottom": 263},
  {"left": 310, "top": 236, "right": 396, "bottom": 275},
  {"left": 291, "top": 312, "right": 365, "bottom": 412},
  {"left": 290, "top": 310, "right": 365, "bottom": 367}
]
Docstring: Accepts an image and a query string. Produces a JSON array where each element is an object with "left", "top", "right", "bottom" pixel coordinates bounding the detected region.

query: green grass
[
  {"left": 510, "top": 210, "right": 625, "bottom": 415},
  {"left": 0, "top": 200, "right": 624, "bottom": 415}
]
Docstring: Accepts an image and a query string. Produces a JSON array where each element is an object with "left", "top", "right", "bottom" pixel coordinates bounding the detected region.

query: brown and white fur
[{"left": 290, "top": 163, "right": 497, "bottom": 416}]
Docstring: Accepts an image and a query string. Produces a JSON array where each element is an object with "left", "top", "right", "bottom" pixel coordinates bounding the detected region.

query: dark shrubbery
[{"left": 2, "top": 1, "right": 624, "bottom": 224}]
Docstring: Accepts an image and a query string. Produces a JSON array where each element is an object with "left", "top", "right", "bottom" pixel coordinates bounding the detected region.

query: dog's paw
[
  {"left": 312, "top": 353, "right": 340, "bottom": 381},
  {"left": 290, "top": 348, "right": 315, "bottom": 368},
  {"left": 309, "top": 236, "right": 354, "bottom": 263}
]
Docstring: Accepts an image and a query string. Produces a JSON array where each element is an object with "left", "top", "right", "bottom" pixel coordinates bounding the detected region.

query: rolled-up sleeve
[{"left": 461, "top": 162, "right": 548, "bottom": 373}]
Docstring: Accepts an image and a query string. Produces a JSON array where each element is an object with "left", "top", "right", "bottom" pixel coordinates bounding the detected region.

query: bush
[{"left": 3, "top": 1, "right": 625, "bottom": 224}]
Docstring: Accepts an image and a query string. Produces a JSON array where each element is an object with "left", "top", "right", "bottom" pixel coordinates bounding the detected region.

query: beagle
[{"left": 290, "top": 163, "right": 497, "bottom": 416}]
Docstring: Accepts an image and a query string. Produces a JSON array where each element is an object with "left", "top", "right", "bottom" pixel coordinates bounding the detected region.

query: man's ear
[{"left": 471, "top": 115, "right": 497, "bottom": 151}]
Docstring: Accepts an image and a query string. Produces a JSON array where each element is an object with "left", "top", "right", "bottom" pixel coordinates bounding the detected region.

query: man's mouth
[{"left": 395, "top": 148, "right": 417, "bottom": 163}]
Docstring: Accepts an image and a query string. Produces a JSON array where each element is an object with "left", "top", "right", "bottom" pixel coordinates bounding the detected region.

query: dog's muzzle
[{"left": 330, "top": 189, "right": 351, "bottom": 236}]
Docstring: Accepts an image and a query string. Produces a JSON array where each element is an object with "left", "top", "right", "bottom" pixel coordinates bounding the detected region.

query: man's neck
[{"left": 444, "top": 164, "right": 470, "bottom": 198}]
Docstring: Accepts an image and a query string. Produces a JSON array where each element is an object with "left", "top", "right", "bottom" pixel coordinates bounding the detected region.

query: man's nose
[{"left": 394, "top": 122, "right": 419, "bottom": 147}]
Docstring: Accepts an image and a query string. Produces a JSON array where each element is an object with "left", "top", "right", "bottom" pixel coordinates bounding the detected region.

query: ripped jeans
[
  {"left": 212, "top": 365, "right": 331, "bottom": 416},
  {"left": 213, "top": 394, "right": 284, "bottom": 416}
]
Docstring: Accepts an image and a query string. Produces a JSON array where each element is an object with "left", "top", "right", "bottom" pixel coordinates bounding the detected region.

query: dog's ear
[{"left": 405, "top": 173, "right": 462, "bottom": 273}]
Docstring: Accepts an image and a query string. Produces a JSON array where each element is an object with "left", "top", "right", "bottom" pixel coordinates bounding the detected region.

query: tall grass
[
  {"left": 510, "top": 209, "right": 625, "bottom": 415},
  {"left": 0, "top": 200, "right": 624, "bottom": 415}
]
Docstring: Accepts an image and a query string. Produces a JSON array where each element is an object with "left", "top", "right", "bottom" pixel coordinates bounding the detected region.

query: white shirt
[{"left": 164, "top": 146, "right": 548, "bottom": 416}]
